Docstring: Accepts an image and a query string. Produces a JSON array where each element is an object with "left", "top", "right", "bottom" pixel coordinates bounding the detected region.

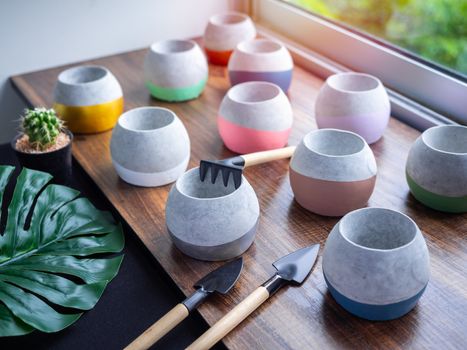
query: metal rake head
[{"left": 199, "top": 156, "right": 246, "bottom": 189}]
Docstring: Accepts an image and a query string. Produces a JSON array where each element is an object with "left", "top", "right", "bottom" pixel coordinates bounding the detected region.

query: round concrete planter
[
  {"left": 406, "top": 125, "right": 467, "bottom": 213},
  {"left": 166, "top": 167, "right": 260, "bottom": 261},
  {"left": 203, "top": 12, "right": 256, "bottom": 66},
  {"left": 218, "top": 81, "right": 293, "bottom": 154},
  {"left": 315, "top": 73, "right": 390, "bottom": 144},
  {"left": 289, "top": 129, "right": 377, "bottom": 216},
  {"left": 110, "top": 107, "right": 190, "bottom": 187},
  {"left": 144, "top": 40, "right": 208, "bottom": 102},
  {"left": 323, "top": 207, "right": 430, "bottom": 321},
  {"left": 53, "top": 65, "right": 123, "bottom": 133},
  {"left": 228, "top": 39, "right": 293, "bottom": 92}
]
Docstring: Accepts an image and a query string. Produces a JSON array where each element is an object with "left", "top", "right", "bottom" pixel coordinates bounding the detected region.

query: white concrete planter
[
  {"left": 144, "top": 40, "right": 208, "bottom": 102},
  {"left": 166, "top": 167, "right": 260, "bottom": 261},
  {"left": 110, "top": 107, "right": 190, "bottom": 187},
  {"left": 315, "top": 73, "right": 390, "bottom": 144},
  {"left": 323, "top": 207, "right": 430, "bottom": 320}
]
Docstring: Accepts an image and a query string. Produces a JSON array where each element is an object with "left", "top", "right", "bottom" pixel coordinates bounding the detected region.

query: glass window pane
[{"left": 283, "top": 0, "right": 467, "bottom": 76}]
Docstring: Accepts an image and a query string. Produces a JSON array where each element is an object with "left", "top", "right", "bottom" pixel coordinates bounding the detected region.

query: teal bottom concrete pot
[
  {"left": 323, "top": 208, "right": 430, "bottom": 321},
  {"left": 406, "top": 125, "right": 467, "bottom": 213}
]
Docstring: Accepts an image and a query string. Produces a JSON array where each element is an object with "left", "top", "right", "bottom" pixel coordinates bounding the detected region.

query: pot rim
[
  {"left": 302, "top": 128, "right": 367, "bottom": 158},
  {"left": 117, "top": 106, "right": 177, "bottom": 133},
  {"left": 57, "top": 65, "right": 110, "bottom": 86},
  {"left": 149, "top": 39, "right": 198, "bottom": 56},
  {"left": 209, "top": 12, "right": 250, "bottom": 27},
  {"left": 227, "top": 81, "right": 282, "bottom": 105},
  {"left": 326, "top": 72, "right": 382, "bottom": 94},
  {"left": 421, "top": 125, "right": 467, "bottom": 156},
  {"left": 175, "top": 167, "right": 244, "bottom": 201},
  {"left": 236, "top": 38, "right": 283, "bottom": 55},
  {"left": 338, "top": 207, "right": 419, "bottom": 252},
  {"left": 11, "top": 128, "right": 73, "bottom": 155}
]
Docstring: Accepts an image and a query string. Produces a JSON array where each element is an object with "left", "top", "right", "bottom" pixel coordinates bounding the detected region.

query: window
[
  {"left": 251, "top": 0, "right": 467, "bottom": 127},
  {"left": 285, "top": 0, "right": 467, "bottom": 77}
]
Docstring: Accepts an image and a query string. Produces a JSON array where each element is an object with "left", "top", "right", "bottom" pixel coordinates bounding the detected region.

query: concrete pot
[
  {"left": 144, "top": 40, "right": 208, "bottom": 102},
  {"left": 315, "top": 73, "right": 390, "bottom": 144},
  {"left": 218, "top": 81, "right": 293, "bottom": 154},
  {"left": 203, "top": 12, "right": 256, "bottom": 66},
  {"left": 323, "top": 207, "right": 430, "bottom": 321},
  {"left": 228, "top": 39, "right": 293, "bottom": 92},
  {"left": 166, "top": 167, "right": 260, "bottom": 261},
  {"left": 53, "top": 65, "right": 123, "bottom": 133},
  {"left": 406, "top": 125, "right": 467, "bottom": 213},
  {"left": 289, "top": 129, "right": 377, "bottom": 216},
  {"left": 110, "top": 107, "right": 190, "bottom": 187}
]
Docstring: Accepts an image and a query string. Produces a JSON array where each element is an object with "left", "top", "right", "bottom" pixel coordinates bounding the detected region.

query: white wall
[{"left": 0, "top": 0, "right": 242, "bottom": 143}]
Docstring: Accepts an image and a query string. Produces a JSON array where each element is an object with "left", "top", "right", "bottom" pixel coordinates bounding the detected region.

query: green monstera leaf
[{"left": 0, "top": 166, "right": 124, "bottom": 336}]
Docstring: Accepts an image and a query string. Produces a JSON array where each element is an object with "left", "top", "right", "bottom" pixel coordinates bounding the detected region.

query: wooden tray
[{"left": 11, "top": 47, "right": 467, "bottom": 349}]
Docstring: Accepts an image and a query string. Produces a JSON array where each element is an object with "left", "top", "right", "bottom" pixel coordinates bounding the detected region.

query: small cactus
[{"left": 22, "top": 108, "right": 64, "bottom": 151}]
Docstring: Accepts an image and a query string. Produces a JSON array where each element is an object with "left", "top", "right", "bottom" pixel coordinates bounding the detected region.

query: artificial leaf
[{"left": 0, "top": 166, "right": 124, "bottom": 335}]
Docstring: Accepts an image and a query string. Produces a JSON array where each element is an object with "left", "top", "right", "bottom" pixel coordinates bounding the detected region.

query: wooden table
[{"left": 11, "top": 46, "right": 467, "bottom": 349}]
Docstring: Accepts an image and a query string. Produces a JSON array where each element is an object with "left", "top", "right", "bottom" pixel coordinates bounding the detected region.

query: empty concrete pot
[
  {"left": 406, "top": 125, "right": 467, "bottom": 213},
  {"left": 289, "top": 129, "right": 377, "bottom": 216},
  {"left": 315, "top": 73, "right": 390, "bottom": 144},
  {"left": 53, "top": 65, "right": 123, "bottom": 133},
  {"left": 166, "top": 167, "right": 260, "bottom": 261},
  {"left": 228, "top": 39, "right": 293, "bottom": 92},
  {"left": 203, "top": 12, "right": 256, "bottom": 66},
  {"left": 323, "top": 207, "right": 430, "bottom": 321},
  {"left": 218, "top": 81, "right": 293, "bottom": 154},
  {"left": 144, "top": 40, "right": 208, "bottom": 102},
  {"left": 110, "top": 107, "right": 190, "bottom": 187}
]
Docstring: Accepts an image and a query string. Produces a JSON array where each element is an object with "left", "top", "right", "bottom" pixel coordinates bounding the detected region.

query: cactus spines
[{"left": 22, "top": 108, "right": 64, "bottom": 151}]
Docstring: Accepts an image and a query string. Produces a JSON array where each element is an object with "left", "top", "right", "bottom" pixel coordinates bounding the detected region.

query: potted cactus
[{"left": 11, "top": 107, "right": 73, "bottom": 184}]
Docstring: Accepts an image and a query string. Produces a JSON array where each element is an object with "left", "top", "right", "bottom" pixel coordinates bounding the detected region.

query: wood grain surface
[{"left": 11, "top": 46, "right": 467, "bottom": 349}]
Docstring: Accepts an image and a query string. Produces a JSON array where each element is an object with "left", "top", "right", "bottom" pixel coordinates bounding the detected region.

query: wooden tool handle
[
  {"left": 241, "top": 146, "right": 296, "bottom": 167},
  {"left": 186, "top": 287, "right": 270, "bottom": 350},
  {"left": 125, "top": 303, "right": 189, "bottom": 350}
]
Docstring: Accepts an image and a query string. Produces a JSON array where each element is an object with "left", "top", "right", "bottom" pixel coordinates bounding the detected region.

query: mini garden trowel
[
  {"left": 199, "top": 146, "right": 296, "bottom": 189},
  {"left": 125, "top": 257, "right": 243, "bottom": 350},
  {"left": 186, "top": 244, "right": 320, "bottom": 350}
]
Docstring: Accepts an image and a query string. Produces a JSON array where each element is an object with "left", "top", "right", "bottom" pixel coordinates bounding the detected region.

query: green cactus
[{"left": 22, "top": 107, "right": 64, "bottom": 150}]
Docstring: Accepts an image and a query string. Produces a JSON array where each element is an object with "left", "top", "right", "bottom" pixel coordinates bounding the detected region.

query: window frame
[{"left": 248, "top": 0, "right": 466, "bottom": 127}]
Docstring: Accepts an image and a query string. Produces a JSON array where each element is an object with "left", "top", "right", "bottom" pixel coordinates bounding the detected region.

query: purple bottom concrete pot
[
  {"left": 11, "top": 130, "right": 73, "bottom": 185},
  {"left": 323, "top": 207, "right": 430, "bottom": 320},
  {"left": 165, "top": 167, "right": 260, "bottom": 261}
]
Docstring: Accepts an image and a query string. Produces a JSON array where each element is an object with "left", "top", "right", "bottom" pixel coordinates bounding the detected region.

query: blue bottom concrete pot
[
  {"left": 165, "top": 167, "right": 260, "bottom": 261},
  {"left": 322, "top": 207, "right": 430, "bottom": 321}
]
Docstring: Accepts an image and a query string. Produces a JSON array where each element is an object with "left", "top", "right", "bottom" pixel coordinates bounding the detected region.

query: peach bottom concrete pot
[
  {"left": 406, "top": 125, "right": 467, "bottom": 213},
  {"left": 203, "top": 12, "right": 256, "bottom": 65},
  {"left": 323, "top": 208, "right": 430, "bottom": 321},
  {"left": 218, "top": 81, "right": 293, "bottom": 154},
  {"left": 315, "top": 73, "right": 390, "bottom": 144},
  {"left": 289, "top": 129, "right": 377, "bottom": 216},
  {"left": 144, "top": 40, "right": 208, "bottom": 102},
  {"left": 53, "top": 65, "right": 123, "bottom": 133},
  {"left": 228, "top": 39, "right": 293, "bottom": 92},
  {"left": 110, "top": 107, "right": 190, "bottom": 187},
  {"left": 165, "top": 167, "right": 260, "bottom": 261}
]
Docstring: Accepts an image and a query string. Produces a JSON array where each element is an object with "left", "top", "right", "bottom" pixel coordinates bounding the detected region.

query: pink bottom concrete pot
[
  {"left": 218, "top": 116, "right": 291, "bottom": 154},
  {"left": 290, "top": 168, "right": 376, "bottom": 216}
]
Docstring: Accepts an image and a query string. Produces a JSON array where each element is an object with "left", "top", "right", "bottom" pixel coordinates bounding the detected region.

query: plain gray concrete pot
[
  {"left": 323, "top": 207, "right": 430, "bottom": 320},
  {"left": 165, "top": 167, "right": 260, "bottom": 261},
  {"left": 406, "top": 125, "right": 467, "bottom": 213},
  {"left": 110, "top": 107, "right": 190, "bottom": 187}
]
